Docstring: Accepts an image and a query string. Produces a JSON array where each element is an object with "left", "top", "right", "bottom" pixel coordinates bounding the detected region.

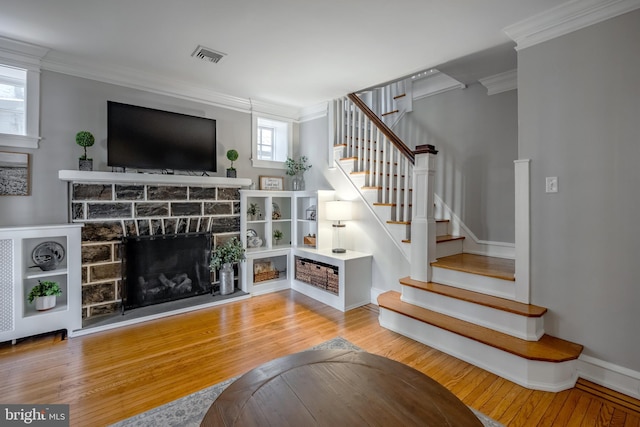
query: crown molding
[
  {"left": 41, "top": 50, "right": 304, "bottom": 120},
  {"left": 478, "top": 69, "right": 517, "bottom": 95},
  {"left": 504, "top": 0, "right": 640, "bottom": 50},
  {"left": 248, "top": 98, "right": 301, "bottom": 121},
  {"left": 412, "top": 71, "right": 466, "bottom": 101},
  {"left": 0, "top": 36, "right": 49, "bottom": 69},
  {"left": 299, "top": 102, "right": 328, "bottom": 122}
]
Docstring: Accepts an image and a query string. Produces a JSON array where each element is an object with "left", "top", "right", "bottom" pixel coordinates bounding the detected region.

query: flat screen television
[{"left": 107, "top": 101, "right": 217, "bottom": 172}]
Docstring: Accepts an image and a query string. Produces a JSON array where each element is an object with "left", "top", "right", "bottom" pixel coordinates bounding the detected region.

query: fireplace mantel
[{"left": 58, "top": 170, "right": 252, "bottom": 187}]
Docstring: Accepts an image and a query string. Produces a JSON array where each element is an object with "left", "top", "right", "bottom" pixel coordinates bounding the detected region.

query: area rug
[{"left": 111, "top": 337, "right": 503, "bottom": 427}]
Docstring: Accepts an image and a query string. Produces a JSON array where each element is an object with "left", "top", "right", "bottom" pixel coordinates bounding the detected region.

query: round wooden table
[{"left": 201, "top": 349, "right": 483, "bottom": 426}]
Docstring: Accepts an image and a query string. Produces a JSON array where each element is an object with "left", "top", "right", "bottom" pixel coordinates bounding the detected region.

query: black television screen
[{"left": 107, "top": 101, "right": 217, "bottom": 172}]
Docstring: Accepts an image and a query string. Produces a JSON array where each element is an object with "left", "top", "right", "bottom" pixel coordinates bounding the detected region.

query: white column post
[
  {"left": 411, "top": 145, "right": 438, "bottom": 282},
  {"left": 514, "top": 159, "right": 531, "bottom": 303}
]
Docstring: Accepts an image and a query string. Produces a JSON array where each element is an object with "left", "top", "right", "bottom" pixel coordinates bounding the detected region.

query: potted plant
[
  {"left": 285, "top": 156, "right": 312, "bottom": 191},
  {"left": 226, "top": 149, "right": 239, "bottom": 178},
  {"left": 273, "top": 229, "right": 284, "bottom": 244},
  {"left": 247, "top": 203, "right": 261, "bottom": 221},
  {"left": 27, "top": 280, "right": 62, "bottom": 311},
  {"left": 210, "top": 237, "right": 246, "bottom": 295},
  {"left": 76, "top": 131, "right": 95, "bottom": 171}
]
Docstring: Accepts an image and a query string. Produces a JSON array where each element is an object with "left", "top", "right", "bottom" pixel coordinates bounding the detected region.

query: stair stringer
[
  {"left": 379, "top": 307, "right": 579, "bottom": 392},
  {"left": 333, "top": 157, "right": 410, "bottom": 260}
]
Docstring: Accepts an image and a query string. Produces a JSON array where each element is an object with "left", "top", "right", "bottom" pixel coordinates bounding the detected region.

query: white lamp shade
[{"left": 325, "top": 201, "right": 353, "bottom": 221}]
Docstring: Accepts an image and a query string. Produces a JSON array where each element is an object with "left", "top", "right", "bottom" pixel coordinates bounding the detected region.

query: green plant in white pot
[
  {"left": 226, "top": 149, "right": 239, "bottom": 178},
  {"left": 27, "top": 280, "right": 62, "bottom": 311},
  {"left": 210, "top": 237, "right": 246, "bottom": 296},
  {"left": 76, "top": 131, "right": 95, "bottom": 171},
  {"left": 247, "top": 203, "right": 261, "bottom": 221}
]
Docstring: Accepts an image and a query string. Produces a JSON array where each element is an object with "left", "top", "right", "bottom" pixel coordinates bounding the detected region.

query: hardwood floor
[{"left": 1, "top": 289, "right": 639, "bottom": 426}]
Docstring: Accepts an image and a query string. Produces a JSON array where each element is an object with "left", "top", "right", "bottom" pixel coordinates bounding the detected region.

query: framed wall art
[
  {"left": 0, "top": 151, "right": 30, "bottom": 196},
  {"left": 259, "top": 176, "right": 284, "bottom": 191}
]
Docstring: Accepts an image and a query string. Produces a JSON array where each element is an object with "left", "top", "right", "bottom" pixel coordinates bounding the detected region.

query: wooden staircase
[
  {"left": 378, "top": 257, "right": 583, "bottom": 391},
  {"left": 331, "top": 92, "right": 583, "bottom": 392}
]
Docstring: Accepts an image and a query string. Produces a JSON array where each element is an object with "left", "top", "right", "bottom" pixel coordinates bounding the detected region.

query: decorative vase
[
  {"left": 226, "top": 169, "right": 237, "bottom": 178},
  {"left": 79, "top": 159, "right": 93, "bottom": 171},
  {"left": 292, "top": 174, "right": 305, "bottom": 191},
  {"left": 219, "top": 262, "right": 234, "bottom": 295},
  {"left": 35, "top": 295, "right": 56, "bottom": 311}
]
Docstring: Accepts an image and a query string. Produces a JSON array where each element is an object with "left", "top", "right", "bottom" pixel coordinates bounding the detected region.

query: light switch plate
[{"left": 546, "top": 177, "right": 558, "bottom": 193}]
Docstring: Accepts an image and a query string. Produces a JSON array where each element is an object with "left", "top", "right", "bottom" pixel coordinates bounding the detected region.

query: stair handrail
[{"left": 348, "top": 93, "right": 415, "bottom": 164}]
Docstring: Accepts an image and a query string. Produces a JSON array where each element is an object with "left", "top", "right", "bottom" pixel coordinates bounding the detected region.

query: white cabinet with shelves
[
  {"left": 240, "top": 190, "right": 294, "bottom": 294},
  {"left": 0, "top": 224, "right": 83, "bottom": 343},
  {"left": 291, "top": 247, "right": 372, "bottom": 312},
  {"left": 239, "top": 190, "right": 372, "bottom": 311}
]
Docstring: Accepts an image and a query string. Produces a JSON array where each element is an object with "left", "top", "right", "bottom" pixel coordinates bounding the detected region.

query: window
[
  {"left": 0, "top": 37, "right": 47, "bottom": 149},
  {"left": 251, "top": 114, "right": 292, "bottom": 168},
  {"left": 0, "top": 65, "right": 27, "bottom": 136},
  {"left": 257, "top": 124, "right": 275, "bottom": 160}
]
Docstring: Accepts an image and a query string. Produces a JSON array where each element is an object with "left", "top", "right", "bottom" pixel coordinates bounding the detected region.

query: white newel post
[
  {"left": 411, "top": 145, "right": 438, "bottom": 282},
  {"left": 514, "top": 159, "right": 531, "bottom": 303}
]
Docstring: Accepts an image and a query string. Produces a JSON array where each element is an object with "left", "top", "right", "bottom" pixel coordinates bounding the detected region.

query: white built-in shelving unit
[
  {"left": 0, "top": 224, "right": 83, "bottom": 342},
  {"left": 239, "top": 190, "right": 371, "bottom": 311}
]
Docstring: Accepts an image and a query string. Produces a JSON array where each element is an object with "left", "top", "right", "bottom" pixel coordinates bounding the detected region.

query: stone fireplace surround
[{"left": 59, "top": 170, "right": 252, "bottom": 325}]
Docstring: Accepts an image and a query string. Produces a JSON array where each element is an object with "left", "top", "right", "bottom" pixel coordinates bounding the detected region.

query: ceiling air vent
[{"left": 191, "top": 45, "right": 226, "bottom": 64}]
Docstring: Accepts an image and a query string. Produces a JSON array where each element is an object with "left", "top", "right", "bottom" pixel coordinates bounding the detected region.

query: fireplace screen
[{"left": 123, "top": 232, "right": 211, "bottom": 310}]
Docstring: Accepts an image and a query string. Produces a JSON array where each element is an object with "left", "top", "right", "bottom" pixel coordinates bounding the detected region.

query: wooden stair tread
[
  {"left": 436, "top": 234, "right": 465, "bottom": 243},
  {"left": 399, "top": 277, "right": 547, "bottom": 317},
  {"left": 433, "top": 253, "right": 515, "bottom": 281},
  {"left": 373, "top": 203, "right": 412, "bottom": 207},
  {"left": 378, "top": 291, "right": 582, "bottom": 362},
  {"left": 387, "top": 220, "right": 410, "bottom": 225},
  {"left": 402, "top": 230, "right": 460, "bottom": 244}
]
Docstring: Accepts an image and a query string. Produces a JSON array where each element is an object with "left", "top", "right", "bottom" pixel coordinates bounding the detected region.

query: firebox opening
[{"left": 123, "top": 232, "right": 212, "bottom": 311}]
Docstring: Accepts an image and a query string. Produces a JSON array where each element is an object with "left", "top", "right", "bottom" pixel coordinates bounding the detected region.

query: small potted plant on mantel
[
  {"left": 76, "top": 131, "right": 95, "bottom": 171},
  {"left": 27, "top": 280, "right": 62, "bottom": 311},
  {"left": 226, "top": 149, "right": 239, "bottom": 178}
]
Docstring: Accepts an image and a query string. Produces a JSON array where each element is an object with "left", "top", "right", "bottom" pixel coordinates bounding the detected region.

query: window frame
[
  {"left": 251, "top": 113, "right": 292, "bottom": 169},
  {"left": 0, "top": 37, "right": 48, "bottom": 149}
]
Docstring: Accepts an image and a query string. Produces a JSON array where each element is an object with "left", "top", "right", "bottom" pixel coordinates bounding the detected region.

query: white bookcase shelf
[
  {"left": 0, "top": 224, "right": 83, "bottom": 343},
  {"left": 239, "top": 190, "right": 372, "bottom": 311}
]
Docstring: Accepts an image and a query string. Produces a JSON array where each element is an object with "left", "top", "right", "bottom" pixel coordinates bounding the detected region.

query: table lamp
[{"left": 325, "top": 200, "right": 353, "bottom": 253}]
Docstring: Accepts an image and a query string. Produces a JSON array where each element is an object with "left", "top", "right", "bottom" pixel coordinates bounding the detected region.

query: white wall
[
  {"left": 0, "top": 71, "right": 286, "bottom": 227},
  {"left": 395, "top": 83, "right": 517, "bottom": 243},
  {"left": 519, "top": 9, "right": 640, "bottom": 372}
]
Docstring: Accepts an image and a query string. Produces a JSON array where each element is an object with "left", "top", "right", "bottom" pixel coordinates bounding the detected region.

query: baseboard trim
[{"left": 578, "top": 354, "right": 640, "bottom": 401}]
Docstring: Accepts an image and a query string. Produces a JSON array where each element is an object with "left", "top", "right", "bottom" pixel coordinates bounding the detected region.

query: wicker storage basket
[
  {"left": 254, "top": 270, "right": 279, "bottom": 283},
  {"left": 295, "top": 257, "right": 339, "bottom": 295}
]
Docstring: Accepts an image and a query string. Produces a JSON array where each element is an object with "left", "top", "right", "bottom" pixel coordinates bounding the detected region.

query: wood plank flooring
[{"left": 1, "top": 289, "right": 638, "bottom": 427}]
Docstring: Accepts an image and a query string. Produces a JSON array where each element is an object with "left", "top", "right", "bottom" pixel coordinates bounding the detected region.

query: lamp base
[{"left": 332, "top": 248, "right": 346, "bottom": 253}]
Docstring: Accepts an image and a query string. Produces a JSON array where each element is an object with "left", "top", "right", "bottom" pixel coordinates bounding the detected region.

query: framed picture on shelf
[
  {"left": 306, "top": 205, "right": 317, "bottom": 221},
  {"left": 259, "top": 176, "right": 284, "bottom": 191}
]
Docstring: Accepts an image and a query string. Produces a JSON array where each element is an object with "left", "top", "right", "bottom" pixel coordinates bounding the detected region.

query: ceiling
[{"left": 0, "top": 0, "right": 566, "bottom": 110}]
